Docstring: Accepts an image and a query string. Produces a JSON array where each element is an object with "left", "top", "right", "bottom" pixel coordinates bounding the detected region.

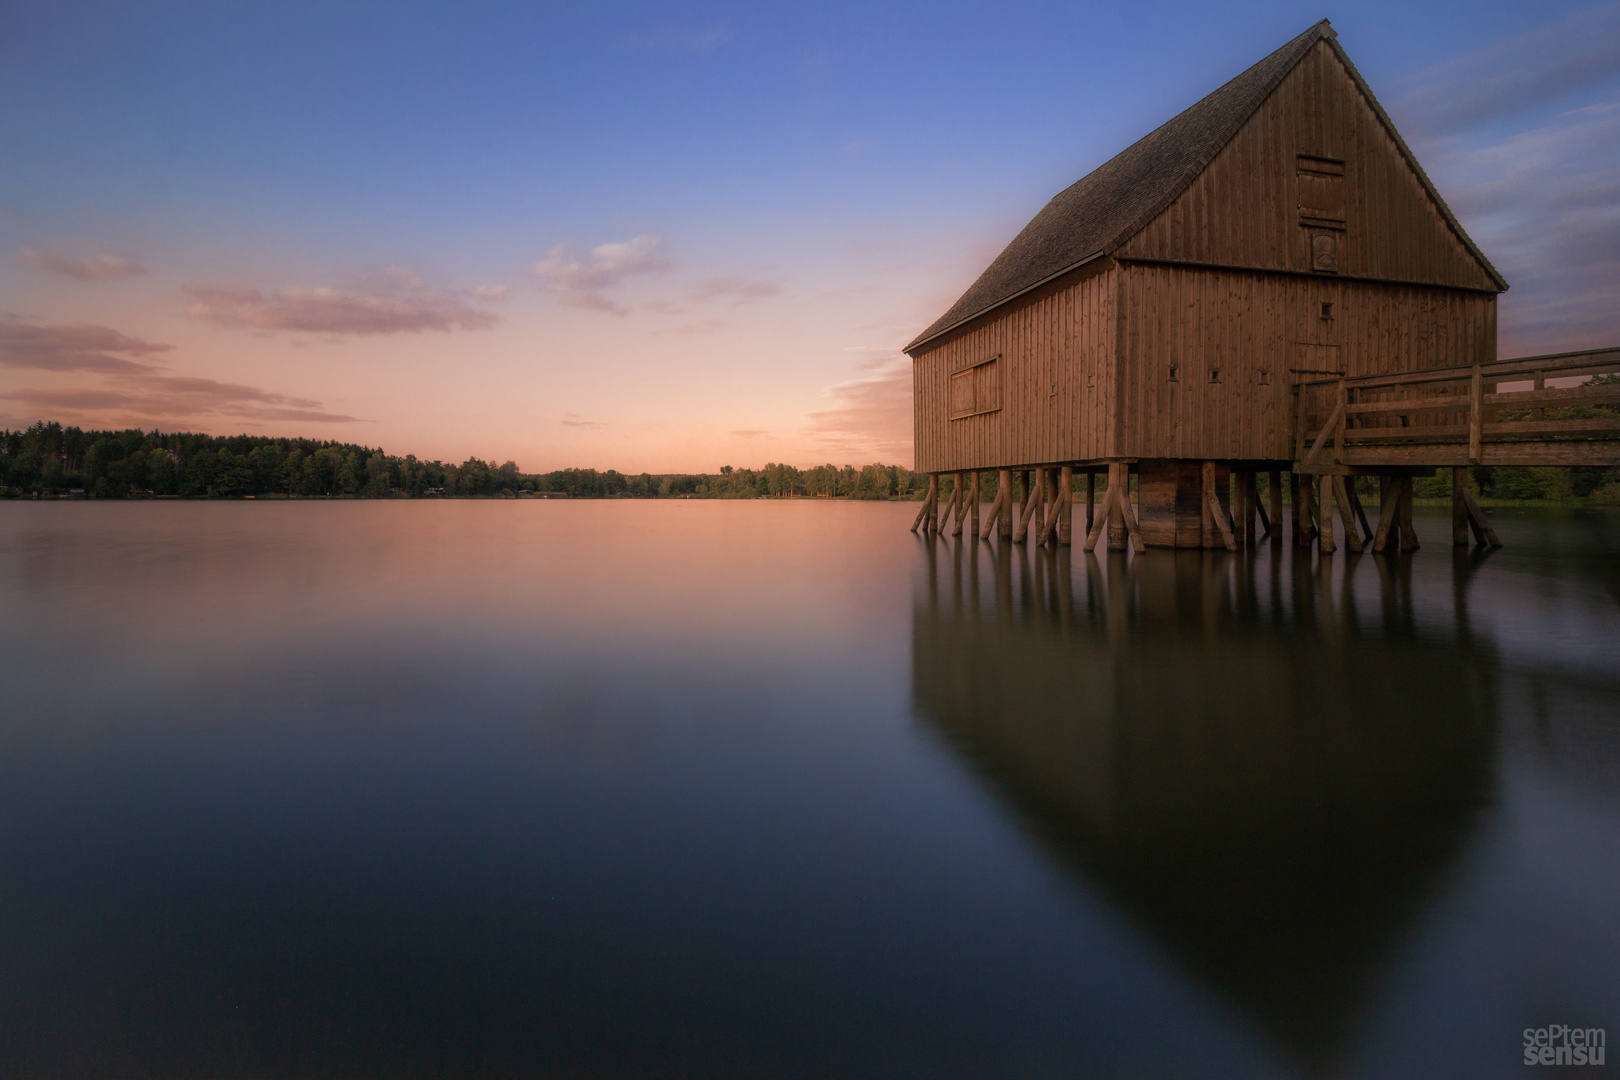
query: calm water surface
[{"left": 2, "top": 500, "right": 1617, "bottom": 1077}]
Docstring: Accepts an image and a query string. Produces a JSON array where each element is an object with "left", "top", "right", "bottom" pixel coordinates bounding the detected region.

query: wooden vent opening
[
  {"left": 1298, "top": 155, "right": 1345, "bottom": 274},
  {"left": 948, "top": 356, "right": 1002, "bottom": 420}
]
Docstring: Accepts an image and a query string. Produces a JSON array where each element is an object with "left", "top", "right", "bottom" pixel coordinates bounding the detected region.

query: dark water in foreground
[{"left": 2, "top": 501, "right": 1617, "bottom": 1078}]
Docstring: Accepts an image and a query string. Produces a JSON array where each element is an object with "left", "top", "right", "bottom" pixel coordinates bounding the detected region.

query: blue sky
[{"left": 3, "top": 0, "right": 1618, "bottom": 468}]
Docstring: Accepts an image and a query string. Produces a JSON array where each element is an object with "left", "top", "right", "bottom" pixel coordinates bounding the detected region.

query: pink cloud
[
  {"left": 183, "top": 267, "right": 499, "bottom": 335},
  {"left": 528, "top": 235, "right": 668, "bottom": 314},
  {"left": 12, "top": 247, "right": 147, "bottom": 281},
  {"left": 0, "top": 320, "right": 172, "bottom": 372}
]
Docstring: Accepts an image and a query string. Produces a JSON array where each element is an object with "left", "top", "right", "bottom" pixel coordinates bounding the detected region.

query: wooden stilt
[
  {"left": 1398, "top": 475, "right": 1420, "bottom": 551},
  {"left": 1267, "top": 469, "right": 1282, "bottom": 540},
  {"left": 998, "top": 470, "right": 1013, "bottom": 540},
  {"left": 1451, "top": 467, "right": 1470, "bottom": 546},
  {"left": 1085, "top": 472, "right": 1096, "bottom": 536},
  {"left": 1107, "top": 465, "right": 1127, "bottom": 550},
  {"left": 1331, "top": 477, "right": 1363, "bottom": 552},
  {"left": 951, "top": 472, "right": 965, "bottom": 537},
  {"left": 969, "top": 471, "right": 981, "bottom": 540},
  {"left": 1373, "top": 475, "right": 1400, "bottom": 552},
  {"left": 1083, "top": 486, "right": 1111, "bottom": 551},
  {"left": 1058, "top": 465, "right": 1074, "bottom": 546},
  {"left": 1319, "top": 476, "right": 1337, "bottom": 554},
  {"left": 1460, "top": 482, "right": 1501, "bottom": 547},
  {"left": 925, "top": 474, "right": 940, "bottom": 533},
  {"left": 1291, "top": 471, "right": 1308, "bottom": 546},
  {"left": 910, "top": 490, "right": 929, "bottom": 533},
  {"left": 1032, "top": 467, "right": 1048, "bottom": 544},
  {"left": 1243, "top": 472, "right": 1258, "bottom": 546},
  {"left": 978, "top": 474, "right": 1004, "bottom": 540},
  {"left": 1014, "top": 469, "right": 1040, "bottom": 542},
  {"left": 1308, "top": 475, "right": 1322, "bottom": 546},
  {"left": 1345, "top": 480, "right": 1374, "bottom": 546},
  {"left": 1118, "top": 464, "right": 1146, "bottom": 554}
]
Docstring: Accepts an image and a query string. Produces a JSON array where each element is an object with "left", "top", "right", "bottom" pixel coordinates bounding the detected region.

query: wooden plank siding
[
  {"left": 913, "top": 265, "right": 1117, "bottom": 474},
  {"left": 1118, "top": 40, "right": 1497, "bottom": 292},
  {"left": 1115, "top": 264, "right": 1496, "bottom": 461}
]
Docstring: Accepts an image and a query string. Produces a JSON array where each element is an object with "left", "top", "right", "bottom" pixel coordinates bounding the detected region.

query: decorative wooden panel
[{"left": 1117, "top": 40, "right": 1500, "bottom": 292}]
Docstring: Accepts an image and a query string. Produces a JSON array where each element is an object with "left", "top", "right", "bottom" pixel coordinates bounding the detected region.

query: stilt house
[{"left": 907, "top": 19, "right": 1514, "bottom": 549}]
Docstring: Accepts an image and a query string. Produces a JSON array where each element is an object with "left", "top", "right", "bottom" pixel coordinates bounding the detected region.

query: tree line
[
  {"left": 5, "top": 421, "right": 1616, "bottom": 504},
  {"left": 0, "top": 422, "right": 918, "bottom": 500}
]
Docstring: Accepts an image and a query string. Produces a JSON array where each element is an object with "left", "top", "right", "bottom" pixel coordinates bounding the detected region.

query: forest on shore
[
  {"left": 1, "top": 422, "right": 914, "bottom": 500},
  {"left": 4, "top": 421, "right": 1617, "bottom": 503}
]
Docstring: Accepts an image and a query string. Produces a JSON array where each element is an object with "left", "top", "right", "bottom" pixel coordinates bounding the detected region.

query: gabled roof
[{"left": 906, "top": 20, "right": 1507, "bottom": 355}]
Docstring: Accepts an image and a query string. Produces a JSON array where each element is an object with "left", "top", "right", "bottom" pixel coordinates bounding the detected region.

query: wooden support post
[
  {"left": 925, "top": 474, "right": 940, "bottom": 533},
  {"left": 1083, "top": 486, "right": 1111, "bottom": 551},
  {"left": 1107, "top": 465, "right": 1126, "bottom": 550},
  {"left": 1243, "top": 472, "right": 1258, "bottom": 546},
  {"left": 1307, "top": 475, "right": 1321, "bottom": 546},
  {"left": 1373, "top": 476, "right": 1400, "bottom": 553},
  {"left": 1118, "top": 464, "right": 1146, "bottom": 554},
  {"left": 969, "top": 471, "right": 981, "bottom": 540},
  {"left": 1085, "top": 472, "right": 1096, "bottom": 536},
  {"left": 1201, "top": 461, "right": 1235, "bottom": 551},
  {"left": 991, "top": 469, "right": 1004, "bottom": 540},
  {"left": 1291, "top": 471, "right": 1308, "bottom": 546},
  {"left": 1345, "top": 481, "right": 1374, "bottom": 547},
  {"left": 1033, "top": 467, "right": 1048, "bottom": 544},
  {"left": 1267, "top": 469, "right": 1282, "bottom": 540},
  {"left": 1014, "top": 468, "right": 1042, "bottom": 543},
  {"left": 1460, "top": 483, "right": 1502, "bottom": 547},
  {"left": 951, "top": 472, "right": 965, "bottom": 537},
  {"left": 1084, "top": 463, "right": 1144, "bottom": 554},
  {"left": 1398, "top": 475, "right": 1420, "bottom": 551},
  {"left": 1319, "top": 476, "right": 1337, "bottom": 554},
  {"left": 1058, "top": 465, "right": 1074, "bottom": 546},
  {"left": 1231, "top": 471, "right": 1245, "bottom": 545},
  {"left": 1331, "top": 477, "right": 1363, "bottom": 553},
  {"left": 910, "top": 487, "right": 929, "bottom": 533},
  {"left": 977, "top": 476, "right": 1003, "bottom": 540},
  {"left": 1452, "top": 467, "right": 1470, "bottom": 546}
]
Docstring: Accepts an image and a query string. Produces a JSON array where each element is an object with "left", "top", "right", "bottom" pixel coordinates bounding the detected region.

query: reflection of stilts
[{"left": 910, "top": 518, "right": 1501, "bottom": 1072}]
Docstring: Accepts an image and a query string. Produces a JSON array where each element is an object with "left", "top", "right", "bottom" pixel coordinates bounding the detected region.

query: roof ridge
[{"left": 905, "top": 20, "right": 1336, "bottom": 354}]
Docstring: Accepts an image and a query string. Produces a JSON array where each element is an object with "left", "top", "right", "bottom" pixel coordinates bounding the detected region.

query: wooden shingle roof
[{"left": 906, "top": 19, "right": 1505, "bottom": 354}]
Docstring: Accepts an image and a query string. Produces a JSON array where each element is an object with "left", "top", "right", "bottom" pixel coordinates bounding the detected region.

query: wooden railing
[{"left": 1293, "top": 346, "right": 1620, "bottom": 469}]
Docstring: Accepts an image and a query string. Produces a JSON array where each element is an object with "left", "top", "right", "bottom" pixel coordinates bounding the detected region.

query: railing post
[
  {"left": 1468, "top": 363, "right": 1483, "bottom": 465},
  {"left": 1336, "top": 379, "right": 1348, "bottom": 463}
]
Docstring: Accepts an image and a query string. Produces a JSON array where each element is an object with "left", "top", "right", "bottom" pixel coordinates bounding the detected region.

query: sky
[{"left": 2, "top": 0, "right": 1618, "bottom": 472}]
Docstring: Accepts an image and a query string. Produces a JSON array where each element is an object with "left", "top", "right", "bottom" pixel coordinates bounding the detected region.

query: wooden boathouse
[{"left": 907, "top": 19, "right": 1620, "bottom": 552}]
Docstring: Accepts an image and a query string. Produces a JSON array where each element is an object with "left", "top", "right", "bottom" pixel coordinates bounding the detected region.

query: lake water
[{"left": 2, "top": 500, "right": 1617, "bottom": 1077}]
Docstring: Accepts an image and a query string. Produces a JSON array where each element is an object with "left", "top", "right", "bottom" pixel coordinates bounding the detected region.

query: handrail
[
  {"left": 1290, "top": 345, "right": 1620, "bottom": 467},
  {"left": 1297, "top": 345, "right": 1620, "bottom": 391}
]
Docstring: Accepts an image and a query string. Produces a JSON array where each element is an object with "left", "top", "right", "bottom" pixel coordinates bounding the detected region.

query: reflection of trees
[{"left": 911, "top": 540, "right": 1499, "bottom": 1072}]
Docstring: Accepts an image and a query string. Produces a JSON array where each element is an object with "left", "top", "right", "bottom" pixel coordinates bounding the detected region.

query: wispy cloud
[
  {"left": 0, "top": 320, "right": 172, "bottom": 372},
  {"left": 12, "top": 246, "right": 147, "bottom": 281},
  {"left": 805, "top": 352, "right": 912, "bottom": 463},
  {"left": 183, "top": 266, "right": 500, "bottom": 335},
  {"left": 0, "top": 319, "right": 360, "bottom": 425},
  {"left": 1393, "top": 3, "right": 1620, "bottom": 135},
  {"left": 528, "top": 235, "right": 668, "bottom": 314},
  {"left": 560, "top": 413, "right": 608, "bottom": 429},
  {"left": 689, "top": 276, "right": 779, "bottom": 304},
  {"left": 731, "top": 428, "right": 766, "bottom": 438},
  {"left": 1396, "top": 8, "right": 1620, "bottom": 354}
]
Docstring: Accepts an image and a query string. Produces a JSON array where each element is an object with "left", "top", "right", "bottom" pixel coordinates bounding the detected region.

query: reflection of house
[
  {"left": 909, "top": 544, "right": 1497, "bottom": 1067},
  {"left": 907, "top": 20, "right": 1514, "bottom": 547}
]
